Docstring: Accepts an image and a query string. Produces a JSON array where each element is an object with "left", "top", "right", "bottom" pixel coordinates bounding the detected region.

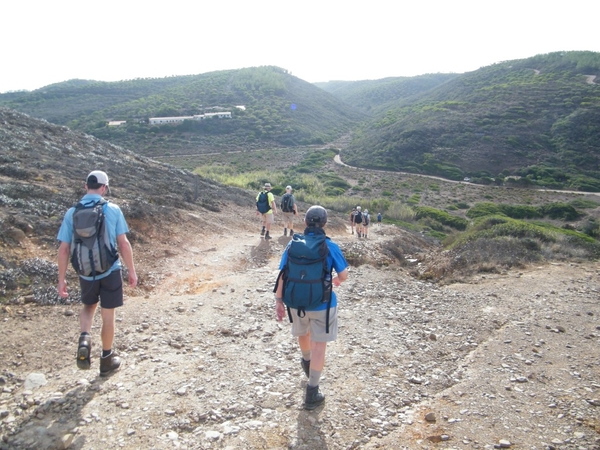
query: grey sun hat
[{"left": 264, "top": 182, "right": 272, "bottom": 189}]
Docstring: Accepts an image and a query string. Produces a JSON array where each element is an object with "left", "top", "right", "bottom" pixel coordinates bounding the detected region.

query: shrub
[
  {"left": 570, "top": 198, "right": 600, "bottom": 209},
  {"left": 539, "top": 202, "right": 579, "bottom": 220},
  {"left": 414, "top": 206, "right": 469, "bottom": 230}
]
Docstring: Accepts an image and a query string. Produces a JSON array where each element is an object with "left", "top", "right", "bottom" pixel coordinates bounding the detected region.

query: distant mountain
[
  {"left": 341, "top": 51, "right": 600, "bottom": 191},
  {"left": 0, "top": 67, "right": 367, "bottom": 157},
  {"left": 315, "top": 73, "right": 457, "bottom": 114},
  {"left": 4, "top": 55, "right": 600, "bottom": 192}
]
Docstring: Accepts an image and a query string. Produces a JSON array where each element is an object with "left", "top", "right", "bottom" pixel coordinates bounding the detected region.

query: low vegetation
[
  {"left": 342, "top": 52, "right": 600, "bottom": 191},
  {"left": 189, "top": 145, "right": 600, "bottom": 282}
]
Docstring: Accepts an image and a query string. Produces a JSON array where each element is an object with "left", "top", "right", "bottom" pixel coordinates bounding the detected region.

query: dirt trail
[{"left": 2, "top": 210, "right": 600, "bottom": 450}]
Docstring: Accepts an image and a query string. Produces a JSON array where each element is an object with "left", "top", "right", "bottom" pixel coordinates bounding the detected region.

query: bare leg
[
  {"left": 79, "top": 303, "right": 97, "bottom": 333},
  {"left": 310, "top": 341, "right": 326, "bottom": 371},
  {"left": 100, "top": 307, "right": 116, "bottom": 351}
]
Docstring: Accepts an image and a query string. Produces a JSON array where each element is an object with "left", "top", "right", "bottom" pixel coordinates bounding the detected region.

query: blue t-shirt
[
  {"left": 57, "top": 194, "right": 129, "bottom": 280},
  {"left": 278, "top": 233, "right": 349, "bottom": 310}
]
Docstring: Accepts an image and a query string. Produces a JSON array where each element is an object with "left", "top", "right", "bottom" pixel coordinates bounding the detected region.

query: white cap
[
  {"left": 87, "top": 170, "right": 109, "bottom": 185},
  {"left": 286, "top": 185, "right": 292, "bottom": 190}
]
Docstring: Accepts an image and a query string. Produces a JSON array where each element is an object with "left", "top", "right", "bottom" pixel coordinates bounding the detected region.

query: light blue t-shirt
[
  {"left": 57, "top": 194, "right": 129, "bottom": 280},
  {"left": 279, "top": 232, "right": 349, "bottom": 310}
]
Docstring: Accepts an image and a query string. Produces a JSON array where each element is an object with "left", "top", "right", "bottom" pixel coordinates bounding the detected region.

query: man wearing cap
[
  {"left": 256, "top": 182, "right": 277, "bottom": 240},
  {"left": 280, "top": 185, "right": 298, "bottom": 237},
  {"left": 57, "top": 170, "right": 137, "bottom": 377},
  {"left": 353, "top": 206, "right": 364, "bottom": 238},
  {"left": 274, "top": 205, "right": 349, "bottom": 410}
]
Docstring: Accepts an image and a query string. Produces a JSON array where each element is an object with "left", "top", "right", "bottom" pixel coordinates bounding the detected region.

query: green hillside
[
  {"left": 342, "top": 51, "right": 600, "bottom": 191},
  {"left": 0, "top": 66, "right": 366, "bottom": 156},
  {"left": 3, "top": 54, "right": 600, "bottom": 192},
  {"left": 315, "top": 73, "right": 457, "bottom": 114}
]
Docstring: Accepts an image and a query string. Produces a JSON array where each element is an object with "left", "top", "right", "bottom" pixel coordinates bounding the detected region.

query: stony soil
[{"left": 1, "top": 206, "right": 600, "bottom": 450}]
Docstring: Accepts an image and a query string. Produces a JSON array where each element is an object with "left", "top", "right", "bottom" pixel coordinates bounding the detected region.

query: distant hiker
[
  {"left": 349, "top": 207, "right": 357, "bottom": 235},
  {"left": 363, "top": 209, "right": 370, "bottom": 239},
  {"left": 280, "top": 185, "right": 298, "bottom": 237},
  {"left": 256, "top": 182, "right": 277, "bottom": 240},
  {"left": 353, "top": 206, "right": 364, "bottom": 238},
  {"left": 377, "top": 212, "right": 382, "bottom": 227},
  {"left": 274, "top": 205, "right": 349, "bottom": 410},
  {"left": 57, "top": 170, "right": 137, "bottom": 377}
]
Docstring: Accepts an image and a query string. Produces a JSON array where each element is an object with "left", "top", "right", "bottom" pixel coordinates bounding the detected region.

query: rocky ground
[{"left": 1, "top": 210, "right": 600, "bottom": 450}]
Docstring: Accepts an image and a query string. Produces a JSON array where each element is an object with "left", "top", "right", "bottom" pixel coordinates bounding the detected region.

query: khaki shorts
[
  {"left": 282, "top": 211, "right": 295, "bottom": 227},
  {"left": 290, "top": 306, "right": 338, "bottom": 342},
  {"left": 262, "top": 212, "right": 274, "bottom": 224}
]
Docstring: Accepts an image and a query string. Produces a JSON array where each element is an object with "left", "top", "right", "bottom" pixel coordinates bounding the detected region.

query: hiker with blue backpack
[
  {"left": 256, "top": 182, "right": 277, "bottom": 240},
  {"left": 57, "top": 170, "right": 137, "bottom": 377},
  {"left": 274, "top": 205, "right": 349, "bottom": 410}
]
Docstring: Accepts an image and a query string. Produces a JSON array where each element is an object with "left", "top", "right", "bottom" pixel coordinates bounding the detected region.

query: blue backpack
[
  {"left": 274, "top": 229, "right": 333, "bottom": 333},
  {"left": 256, "top": 191, "right": 270, "bottom": 214}
]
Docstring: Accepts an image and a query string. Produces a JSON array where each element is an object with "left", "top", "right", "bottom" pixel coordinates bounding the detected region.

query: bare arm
[
  {"left": 333, "top": 268, "right": 348, "bottom": 286},
  {"left": 117, "top": 234, "right": 138, "bottom": 287},
  {"left": 57, "top": 241, "right": 71, "bottom": 298},
  {"left": 275, "top": 273, "right": 285, "bottom": 321}
]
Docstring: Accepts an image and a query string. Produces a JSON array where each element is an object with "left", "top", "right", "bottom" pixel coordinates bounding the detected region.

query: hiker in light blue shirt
[{"left": 57, "top": 170, "right": 137, "bottom": 377}]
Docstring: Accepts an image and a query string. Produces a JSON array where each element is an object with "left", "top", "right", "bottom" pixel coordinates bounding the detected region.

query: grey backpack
[{"left": 70, "top": 199, "right": 118, "bottom": 277}]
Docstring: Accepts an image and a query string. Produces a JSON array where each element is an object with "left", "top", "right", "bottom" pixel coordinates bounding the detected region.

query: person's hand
[
  {"left": 333, "top": 276, "right": 341, "bottom": 287},
  {"left": 129, "top": 271, "right": 138, "bottom": 288},
  {"left": 276, "top": 301, "right": 285, "bottom": 321},
  {"left": 57, "top": 280, "right": 68, "bottom": 298}
]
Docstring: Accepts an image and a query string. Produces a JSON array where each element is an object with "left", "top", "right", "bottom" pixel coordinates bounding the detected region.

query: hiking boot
[
  {"left": 260, "top": 227, "right": 265, "bottom": 236},
  {"left": 289, "top": 229, "right": 293, "bottom": 236},
  {"left": 100, "top": 352, "right": 121, "bottom": 377},
  {"left": 304, "top": 384, "right": 325, "bottom": 410},
  {"left": 284, "top": 228, "right": 287, "bottom": 236},
  {"left": 301, "top": 358, "right": 310, "bottom": 378},
  {"left": 77, "top": 334, "right": 91, "bottom": 370},
  {"left": 265, "top": 232, "right": 272, "bottom": 240}
]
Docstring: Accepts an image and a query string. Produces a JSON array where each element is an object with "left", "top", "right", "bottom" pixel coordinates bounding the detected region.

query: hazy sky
[{"left": 2, "top": 0, "right": 599, "bottom": 93}]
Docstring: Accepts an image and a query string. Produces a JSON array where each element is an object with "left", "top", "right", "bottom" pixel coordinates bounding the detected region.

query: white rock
[
  {"left": 24, "top": 373, "right": 47, "bottom": 390},
  {"left": 205, "top": 430, "right": 221, "bottom": 440}
]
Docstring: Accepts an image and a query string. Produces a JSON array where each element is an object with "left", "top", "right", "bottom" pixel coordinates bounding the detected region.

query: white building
[
  {"left": 204, "top": 112, "right": 232, "bottom": 119},
  {"left": 149, "top": 112, "right": 231, "bottom": 125}
]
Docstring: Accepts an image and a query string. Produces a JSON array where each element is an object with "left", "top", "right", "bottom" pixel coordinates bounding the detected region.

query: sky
[{"left": 2, "top": 0, "right": 599, "bottom": 93}]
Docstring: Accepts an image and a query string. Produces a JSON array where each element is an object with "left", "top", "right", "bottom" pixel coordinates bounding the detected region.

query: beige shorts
[
  {"left": 290, "top": 306, "right": 338, "bottom": 342},
  {"left": 283, "top": 211, "right": 295, "bottom": 227},
  {"left": 262, "top": 212, "right": 274, "bottom": 224}
]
